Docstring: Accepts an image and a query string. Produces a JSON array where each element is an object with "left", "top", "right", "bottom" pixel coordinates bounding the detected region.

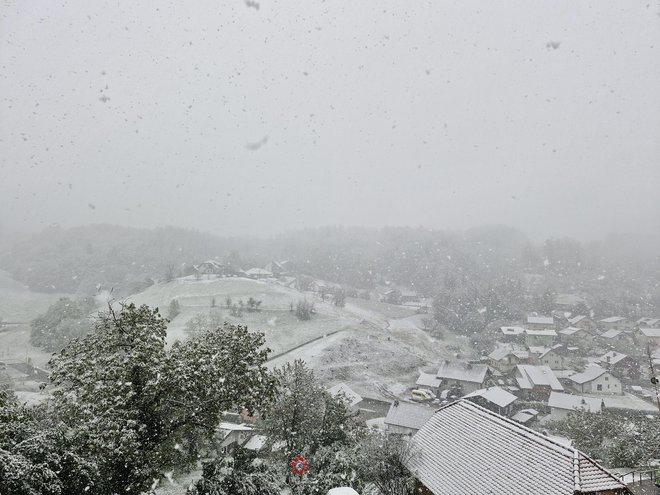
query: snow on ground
[{"left": 0, "top": 269, "right": 70, "bottom": 322}]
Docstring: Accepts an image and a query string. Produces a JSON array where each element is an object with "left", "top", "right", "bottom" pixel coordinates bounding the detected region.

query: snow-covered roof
[
  {"left": 599, "top": 329, "right": 622, "bottom": 339},
  {"left": 416, "top": 372, "right": 443, "bottom": 389},
  {"left": 559, "top": 326, "right": 583, "bottom": 336},
  {"left": 408, "top": 400, "right": 627, "bottom": 495},
  {"left": 511, "top": 408, "right": 539, "bottom": 424},
  {"left": 527, "top": 346, "right": 550, "bottom": 356},
  {"left": 569, "top": 366, "right": 608, "bottom": 385},
  {"left": 515, "top": 365, "right": 563, "bottom": 391},
  {"left": 599, "top": 316, "right": 626, "bottom": 323},
  {"left": 463, "top": 386, "right": 518, "bottom": 408},
  {"left": 527, "top": 316, "right": 554, "bottom": 325},
  {"left": 327, "top": 383, "right": 363, "bottom": 407},
  {"left": 384, "top": 401, "right": 435, "bottom": 431},
  {"left": 243, "top": 434, "right": 268, "bottom": 451},
  {"left": 217, "top": 422, "right": 253, "bottom": 432},
  {"left": 640, "top": 327, "right": 660, "bottom": 338},
  {"left": 596, "top": 351, "right": 627, "bottom": 366},
  {"left": 488, "top": 346, "right": 528, "bottom": 361},
  {"left": 327, "top": 488, "right": 360, "bottom": 495},
  {"left": 548, "top": 392, "right": 603, "bottom": 413},
  {"left": 568, "top": 315, "right": 589, "bottom": 325},
  {"left": 525, "top": 329, "right": 557, "bottom": 337},
  {"left": 599, "top": 393, "right": 659, "bottom": 413},
  {"left": 637, "top": 317, "right": 660, "bottom": 326},
  {"left": 554, "top": 369, "right": 577, "bottom": 379},
  {"left": 245, "top": 268, "right": 273, "bottom": 276},
  {"left": 538, "top": 344, "right": 563, "bottom": 359},
  {"left": 436, "top": 361, "right": 489, "bottom": 384},
  {"left": 500, "top": 326, "right": 525, "bottom": 335}
]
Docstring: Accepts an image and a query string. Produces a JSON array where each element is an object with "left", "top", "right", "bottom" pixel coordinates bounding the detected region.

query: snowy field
[
  {"left": 0, "top": 269, "right": 70, "bottom": 322},
  {"left": 0, "top": 274, "right": 474, "bottom": 405}
]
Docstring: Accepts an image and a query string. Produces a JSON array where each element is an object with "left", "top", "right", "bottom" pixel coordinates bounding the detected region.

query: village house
[
  {"left": 399, "top": 289, "right": 421, "bottom": 304},
  {"left": 526, "top": 315, "right": 555, "bottom": 330},
  {"left": 245, "top": 267, "right": 273, "bottom": 279},
  {"left": 436, "top": 361, "right": 492, "bottom": 394},
  {"left": 558, "top": 326, "right": 590, "bottom": 344},
  {"left": 595, "top": 351, "right": 637, "bottom": 379},
  {"left": 499, "top": 326, "right": 525, "bottom": 343},
  {"left": 568, "top": 315, "right": 597, "bottom": 332},
  {"left": 214, "top": 422, "right": 254, "bottom": 453},
  {"left": 384, "top": 400, "right": 435, "bottom": 436},
  {"left": 515, "top": 364, "right": 563, "bottom": 400},
  {"left": 415, "top": 372, "right": 443, "bottom": 396},
  {"left": 407, "top": 400, "right": 631, "bottom": 495},
  {"left": 598, "top": 328, "right": 633, "bottom": 346},
  {"left": 524, "top": 328, "right": 557, "bottom": 347},
  {"left": 569, "top": 365, "right": 622, "bottom": 395},
  {"left": 599, "top": 316, "right": 629, "bottom": 331},
  {"left": 487, "top": 346, "right": 529, "bottom": 373},
  {"left": 327, "top": 383, "right": 363, "bottom": 409},
  {"left": 463, "top": 386, "right": 518, "bottom": 416},
  {"left": 537, "top": 344, "right": 569, "bottom": 370},
  {"left": 194, "top": 260, "right": 240, "bottom": 277},
  {"left": 637, "top": 327, "right": 660, "bottom": 349},
  {"left": 548, "top": 391, "right": 604, "bottom": 420},
  {"left": 510, "top": 408, "right": 540, "bottom": 425},
  {"left": 554, "top": 293, "right": 587, "bottom": 311},
  {"left": 264, "top": 260, "right": 297, "bottom": 277},
  {"left": 637, "top": 317, "right": 660, "bottom": 328}
]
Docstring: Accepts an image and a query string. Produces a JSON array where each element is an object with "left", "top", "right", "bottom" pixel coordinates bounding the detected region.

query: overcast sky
[{"left": 1, "top": 0, "right": 659, "bottom": 240}]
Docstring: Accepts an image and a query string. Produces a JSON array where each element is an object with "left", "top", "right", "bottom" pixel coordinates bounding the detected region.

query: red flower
[{"left": 290, "top": 455, "right": 309, "bottom": 477}]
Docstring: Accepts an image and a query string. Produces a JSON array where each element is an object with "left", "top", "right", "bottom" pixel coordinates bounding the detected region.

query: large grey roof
[
  {"left": 408, "top": 400, "right": 629, "bottom": 495},
  {"left": 463, "top": 386, "right": 518, "bottom": 408},
  {"left": 548, "top": 392, "right": 603, "bottom": 413},
  {"left": 416, "top": 372, "right": 443, "bottom": 388},
  {"left": 436, "top": 361, "right": 489, "bottom": 383},
  {"left": 640, "top": 327, "right": 660, "bottom": 337},
  {"left": 516, "top": 365, "right": 563, "bottom": 391},
  {"left": 384, "top": 401, "right": 436, "bottom": 431},
  {"left": 569, "top": 366, "right": 608, "bottom": 385},
  {"left": 327, "top": 383, "right": 362, "bottom": 407}
]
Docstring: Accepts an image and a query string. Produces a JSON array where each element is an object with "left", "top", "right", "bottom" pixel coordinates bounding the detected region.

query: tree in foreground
[
  {"left": 187, "top": 447, "right": 284, "bottom": 495},
  {"left": 30, "top": 297, "right": 96, "bottom": 352},
  {"left": 0, "top": 390, "right": 96, "bottom": 495},
  {"left": 48, "top": 303, "right": 277, "bottom": 495}
]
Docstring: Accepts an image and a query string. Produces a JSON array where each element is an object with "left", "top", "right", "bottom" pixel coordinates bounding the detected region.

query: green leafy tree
[
  {"left": 295, "top": 299, "right": 314, "bottom": 321},
  {"left": 263, "top": 360, "right": 362, "bottom": 462},
  {"left": 359, "top": 433, "right": 417, "bottom": 495},
  {"left": 30, "top": 297, "right": 95, "bottom": 352},
  {"left": 0, "top": 390, "right": 96, "bottom": 495},
  {"left": 48, "top": 303, "right": 277, "bottom": 495},
  {"left": 187, "top": 447, "right": 283, "bottom": 495}
]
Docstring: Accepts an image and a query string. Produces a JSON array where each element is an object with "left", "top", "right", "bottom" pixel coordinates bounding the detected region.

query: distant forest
[{"left": 0, "top": 224, "right": 659, "bottom": 318}]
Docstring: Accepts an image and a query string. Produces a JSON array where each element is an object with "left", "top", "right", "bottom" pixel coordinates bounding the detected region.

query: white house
[
  {"left": 548, "top": 391, "right": 603, "bottom": 420},
  {"left": 569, "top": 366, "right": 622, "bottom": 395}
]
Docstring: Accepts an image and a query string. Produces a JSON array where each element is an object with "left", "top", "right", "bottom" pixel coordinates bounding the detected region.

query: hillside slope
[{"left": 126, "top": 276, "right": 467, "bottom": 398}]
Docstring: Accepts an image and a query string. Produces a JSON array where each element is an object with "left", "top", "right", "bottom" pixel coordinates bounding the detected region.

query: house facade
[
  {"left": 436, "top": 361, "right": 491, "bottom": 394},
  {"left": 569, "top": 366, "right": 622, "bottom": 395}
]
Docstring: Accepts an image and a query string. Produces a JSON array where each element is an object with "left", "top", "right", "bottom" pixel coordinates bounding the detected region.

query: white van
[{"left": 411, "top": 389, "right": 435, "bottom": 401}]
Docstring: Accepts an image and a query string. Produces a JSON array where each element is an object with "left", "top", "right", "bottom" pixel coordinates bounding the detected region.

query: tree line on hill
[{"left": 2, "top": 224, "right": 659, "bottom": 321}]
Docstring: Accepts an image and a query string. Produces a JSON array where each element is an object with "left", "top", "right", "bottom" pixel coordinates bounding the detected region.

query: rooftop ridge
[
  {"left": 448, "top": 400, "right": 579, "bottom": 457},
  {"left": 573, "top": 449, "right": 582, "bottom": 492}
]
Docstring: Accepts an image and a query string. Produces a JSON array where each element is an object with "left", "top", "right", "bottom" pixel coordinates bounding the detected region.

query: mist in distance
[{"left": 1, "top": 0, "right": 659, "bottom": 241}]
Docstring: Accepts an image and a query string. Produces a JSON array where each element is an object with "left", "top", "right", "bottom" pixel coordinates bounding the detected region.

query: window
[{"left": 597, "top": 384, "right": 603, "bottom": 391}]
